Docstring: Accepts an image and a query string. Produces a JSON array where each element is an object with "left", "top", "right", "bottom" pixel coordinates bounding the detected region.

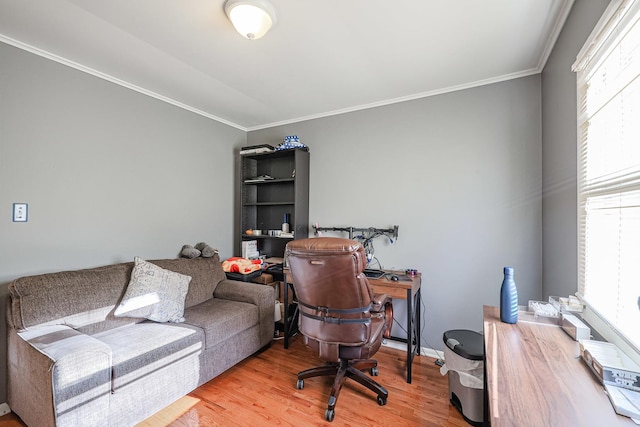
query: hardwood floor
[{"left": 1, "top": 336, "right": 469, "bottom": 426}]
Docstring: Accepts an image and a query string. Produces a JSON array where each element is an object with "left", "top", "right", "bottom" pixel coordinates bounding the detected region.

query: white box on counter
[
  {"left": 580, "top": 340, "right": 640, "bottom": 392},
  {"left": 560, "top": 313, "right": 590, "bottom": 341}
]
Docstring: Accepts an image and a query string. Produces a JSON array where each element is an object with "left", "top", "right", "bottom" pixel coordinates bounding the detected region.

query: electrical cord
[
  {"left": 418, "top": 296, "right": 445, "bottom": 365},
  {"left": 367, "top": 256, "right": 382, "bottom": 270},
  {"left": 386, "top": 291, "right": 445, "bottom": 366},
  {"left": 353, "top": 228, "right": 395, "bottom": 264}
]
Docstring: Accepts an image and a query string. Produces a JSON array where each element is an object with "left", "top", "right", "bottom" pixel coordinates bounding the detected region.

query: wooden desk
[
  {"left": 369, "top": 273, "right": 422, "bottom": 384},
  {"left": 483, "top": 305, "right": 634, "bottom": 426},
  {"left": 283, "top": 269, "right": 421, "bottom": 384}
]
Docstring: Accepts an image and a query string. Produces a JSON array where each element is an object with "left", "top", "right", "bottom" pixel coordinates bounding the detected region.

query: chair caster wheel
[
  {"left": 377, "top": 395, "right": 387, "bottom": 406},
  {"left": 296, "top": 379, "right": 304, "bottom": 389},
  {"left": 370, "top": 366, "right": 379, "bottom": 376},
  {"left": 325, "top": 408, "right": 335, "bottom": 422}
]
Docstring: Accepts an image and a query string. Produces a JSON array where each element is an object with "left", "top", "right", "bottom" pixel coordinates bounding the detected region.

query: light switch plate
[{"left": 13, "top": 203, "right": 28, "bottom": 222}]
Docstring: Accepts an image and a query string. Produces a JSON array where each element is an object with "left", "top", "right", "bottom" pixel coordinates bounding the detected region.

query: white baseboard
[
  {"left": 381, "top": 339, "right": 405, "bottom": 352},
  {"left": 0, "top": 402, "right": 11, "bottom": 416},
  {"left": 421, "top": 346, "right": 445, "bottom": 360},
  {"left": 382, "top": 340, "right": 444, "bottom": 361}
]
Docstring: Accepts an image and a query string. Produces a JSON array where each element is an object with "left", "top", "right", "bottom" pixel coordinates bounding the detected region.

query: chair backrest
[{"left": 285, "top": 237, "right": 375, "bottom": 346}]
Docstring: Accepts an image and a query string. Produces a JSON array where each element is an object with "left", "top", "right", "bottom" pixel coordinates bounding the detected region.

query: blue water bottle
[{"left": 500, "top": 267, "right": 518, "bottom": 324}]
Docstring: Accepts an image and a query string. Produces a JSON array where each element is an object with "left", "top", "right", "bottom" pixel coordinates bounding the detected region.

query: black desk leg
[
  {"left": 406, "top": 288, "right": 413, "bottom": 384},
  {"left": 404, "top": 287, "right": 421, "bottom": 384},
  {"left": 415, "top": 288, "right": 421, "bottom": 350},
  {"left": 283, "top": 281, "right": 298, "bottom": 349},
  {"left": 284, "top": 281, "right": 290, "bottom": 349}
]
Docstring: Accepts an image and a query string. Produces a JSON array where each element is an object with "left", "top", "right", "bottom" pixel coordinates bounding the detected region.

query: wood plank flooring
[{"left": 1, "top": 335, "right": 469, "bottom": 426}]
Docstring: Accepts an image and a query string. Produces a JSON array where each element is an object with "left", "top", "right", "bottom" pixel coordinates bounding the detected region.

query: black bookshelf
[{"left": 235, "top": 149, "right": 309, "bottom": 258}]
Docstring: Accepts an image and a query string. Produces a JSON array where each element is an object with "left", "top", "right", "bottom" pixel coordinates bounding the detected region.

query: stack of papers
[
  {"left": 580, "top": 340, "right": 640, "bottom": 391},
  {"left": 244, "top": 174, "right": 275, "bottom": 183},
  {"left": 605, "top": 384, "right": 640, "bottom": 421},
  {"left": 240, "top": 144, "right": 274, "bottom": 155},
  {"left": 580, "top": 340, "right": 640, "bottom": 421}
]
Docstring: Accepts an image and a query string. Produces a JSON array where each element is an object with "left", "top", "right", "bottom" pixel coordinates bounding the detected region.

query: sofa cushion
[
  {"left": 93, "top": 322, "right": 204, "bottom": 392},
  {"left": 114, "top": 257, "right": 191, "bottom": 323},
  {"left": 151, "top": 254, "right": 226, "bottom": 309},
  {"left": 183, "top": 298, "right": 259, "bottom": 349}
]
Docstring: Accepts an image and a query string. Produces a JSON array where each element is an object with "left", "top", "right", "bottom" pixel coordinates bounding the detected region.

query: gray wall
[
  {"left": 541, "top": 0, "right": 610, "bottom": 299},
  {"left": 0, "top": 42, "right": 244, "bottom": 403},
  {"left": 248, "top": 75, "right": 543, "bottom": 351}
]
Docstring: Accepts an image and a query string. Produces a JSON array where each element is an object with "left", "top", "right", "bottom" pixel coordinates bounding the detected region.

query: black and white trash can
[{"left": 441, "top": 329, "right": 485, "bottom": 426}]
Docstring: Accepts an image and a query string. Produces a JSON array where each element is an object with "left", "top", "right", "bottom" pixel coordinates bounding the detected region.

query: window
[{"left": 573, "top": 0, "right": 640, "bottom": 353}]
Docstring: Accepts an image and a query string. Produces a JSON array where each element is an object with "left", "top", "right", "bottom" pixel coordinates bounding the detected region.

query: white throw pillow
[{"left": 114, "top": 257, "right": 191, "bottom": 323}]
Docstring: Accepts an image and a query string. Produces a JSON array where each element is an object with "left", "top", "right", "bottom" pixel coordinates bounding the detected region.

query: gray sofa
[{"left": 6, "top": 254, "right": 274, "bottom": 427}]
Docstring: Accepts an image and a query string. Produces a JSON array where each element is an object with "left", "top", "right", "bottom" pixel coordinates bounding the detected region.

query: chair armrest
[
  {"left": 372, "top": 293, "right": 392, "bottom": 312},
  {"left": 214, "top": 279, "right": 275, "bottom": 347},
  {"left": 372, "top": 294, "right": 393, "bottom": 339}
]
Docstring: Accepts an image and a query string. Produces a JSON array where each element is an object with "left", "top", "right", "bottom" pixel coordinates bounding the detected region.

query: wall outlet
[{"left": 0, "top": 402, "right": 11, "bottom": 416}]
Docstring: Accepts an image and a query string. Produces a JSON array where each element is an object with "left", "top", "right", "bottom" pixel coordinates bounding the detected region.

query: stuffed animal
[
  {"left": 222, "top": 257, "right": 262, "bottom": 274},
  {"left": 180, "top": 244, "right": 201, "bottom": 259},
  {"left": 195, "top": 242, "right": 217, "bottom": 258},
  {"left": 180, "top": 242, "right": 219, "bottom": 259}
]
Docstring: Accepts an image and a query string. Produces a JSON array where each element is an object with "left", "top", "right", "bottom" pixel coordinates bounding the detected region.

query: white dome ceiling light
[{"left": 224, "top": 0, "right": 277, "bottom": 40}]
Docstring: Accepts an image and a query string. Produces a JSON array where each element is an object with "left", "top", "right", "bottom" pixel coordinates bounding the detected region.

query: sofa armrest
[
  {"left": 8, "top": 324, "right": 112, "bottom": 427},
  {"left": 214, "top": 279, "right": 275, "bottom": 347}
]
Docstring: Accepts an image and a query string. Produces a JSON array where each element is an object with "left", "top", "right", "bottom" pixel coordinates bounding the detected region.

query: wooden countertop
[{"left": 483, "top": 305, "right": 634, "bottom": 426}]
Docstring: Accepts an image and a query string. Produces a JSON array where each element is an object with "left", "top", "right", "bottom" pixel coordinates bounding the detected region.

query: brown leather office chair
[{"left": 285, "top": 237, "right": 393, "bottom": 422}]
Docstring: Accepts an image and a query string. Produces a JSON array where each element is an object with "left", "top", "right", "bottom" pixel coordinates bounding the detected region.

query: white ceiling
[{"left": 0, "top": 0, "right": 574, "bottom": 131}]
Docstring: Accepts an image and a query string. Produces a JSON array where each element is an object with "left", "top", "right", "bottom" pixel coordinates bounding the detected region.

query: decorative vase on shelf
[{"left": 500, "top": 266, "right": 518, "bottom": 324}]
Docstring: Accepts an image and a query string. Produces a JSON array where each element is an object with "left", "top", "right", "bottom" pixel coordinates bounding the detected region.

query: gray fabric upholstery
[
  {"left": 107, "top": 348, "right": 203, "bottom": 427},
  {"left": 183, "top": 298, "right": 258, "bottom": 349},
  {"left": 93, "top": 322, "right": 204, "bottom": 391},
  {"left": 9, "top": 262, "right": 136, "bottom": 331},
  {"left": 113, "top": 257, "right": 191, "bottom": 322},
  {"left": 9, "top": 324, "right": 112, "bottom": 427},
  {"left": 6, "top": 255, "right": 274, "bottom": 427},
  {"left": 8, "top": 255, "right": 227, "bottom": 332},
  {"left": 214, "top": 279, "right": 276, "bottom": 348},
  {"left": 197, "top": 325, "right": 262, "bottom": 382},
  {"left": 151, "top": 255, "right": 226, "bottom": 308}
]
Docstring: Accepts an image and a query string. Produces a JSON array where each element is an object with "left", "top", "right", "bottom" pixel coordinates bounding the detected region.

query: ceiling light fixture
[{"left": 224, "top": 0, "right": 277, "bottom": 40}]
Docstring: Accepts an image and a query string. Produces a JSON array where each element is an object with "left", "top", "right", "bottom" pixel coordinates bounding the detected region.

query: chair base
[{"left": 296, "top": 358, "right": 388, "bottom": 421}]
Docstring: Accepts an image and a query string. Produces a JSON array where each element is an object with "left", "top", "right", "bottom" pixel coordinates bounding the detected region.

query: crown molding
[
  {"left": 247, "top": 68, "right": 541, "bottom": 131},
  {"left": 535, "top": 0, "right": 576, "bottom": 72},
  {"left": 0, "top": 34, "right": 248, "bottom": 132},
  {"left": 3, "top": 4, "right": 568, "bottom": 135}
]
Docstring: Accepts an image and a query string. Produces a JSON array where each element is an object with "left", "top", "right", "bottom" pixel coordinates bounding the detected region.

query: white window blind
[{"left": 574, "top": 0, "right": 640, "bottom": 352}]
